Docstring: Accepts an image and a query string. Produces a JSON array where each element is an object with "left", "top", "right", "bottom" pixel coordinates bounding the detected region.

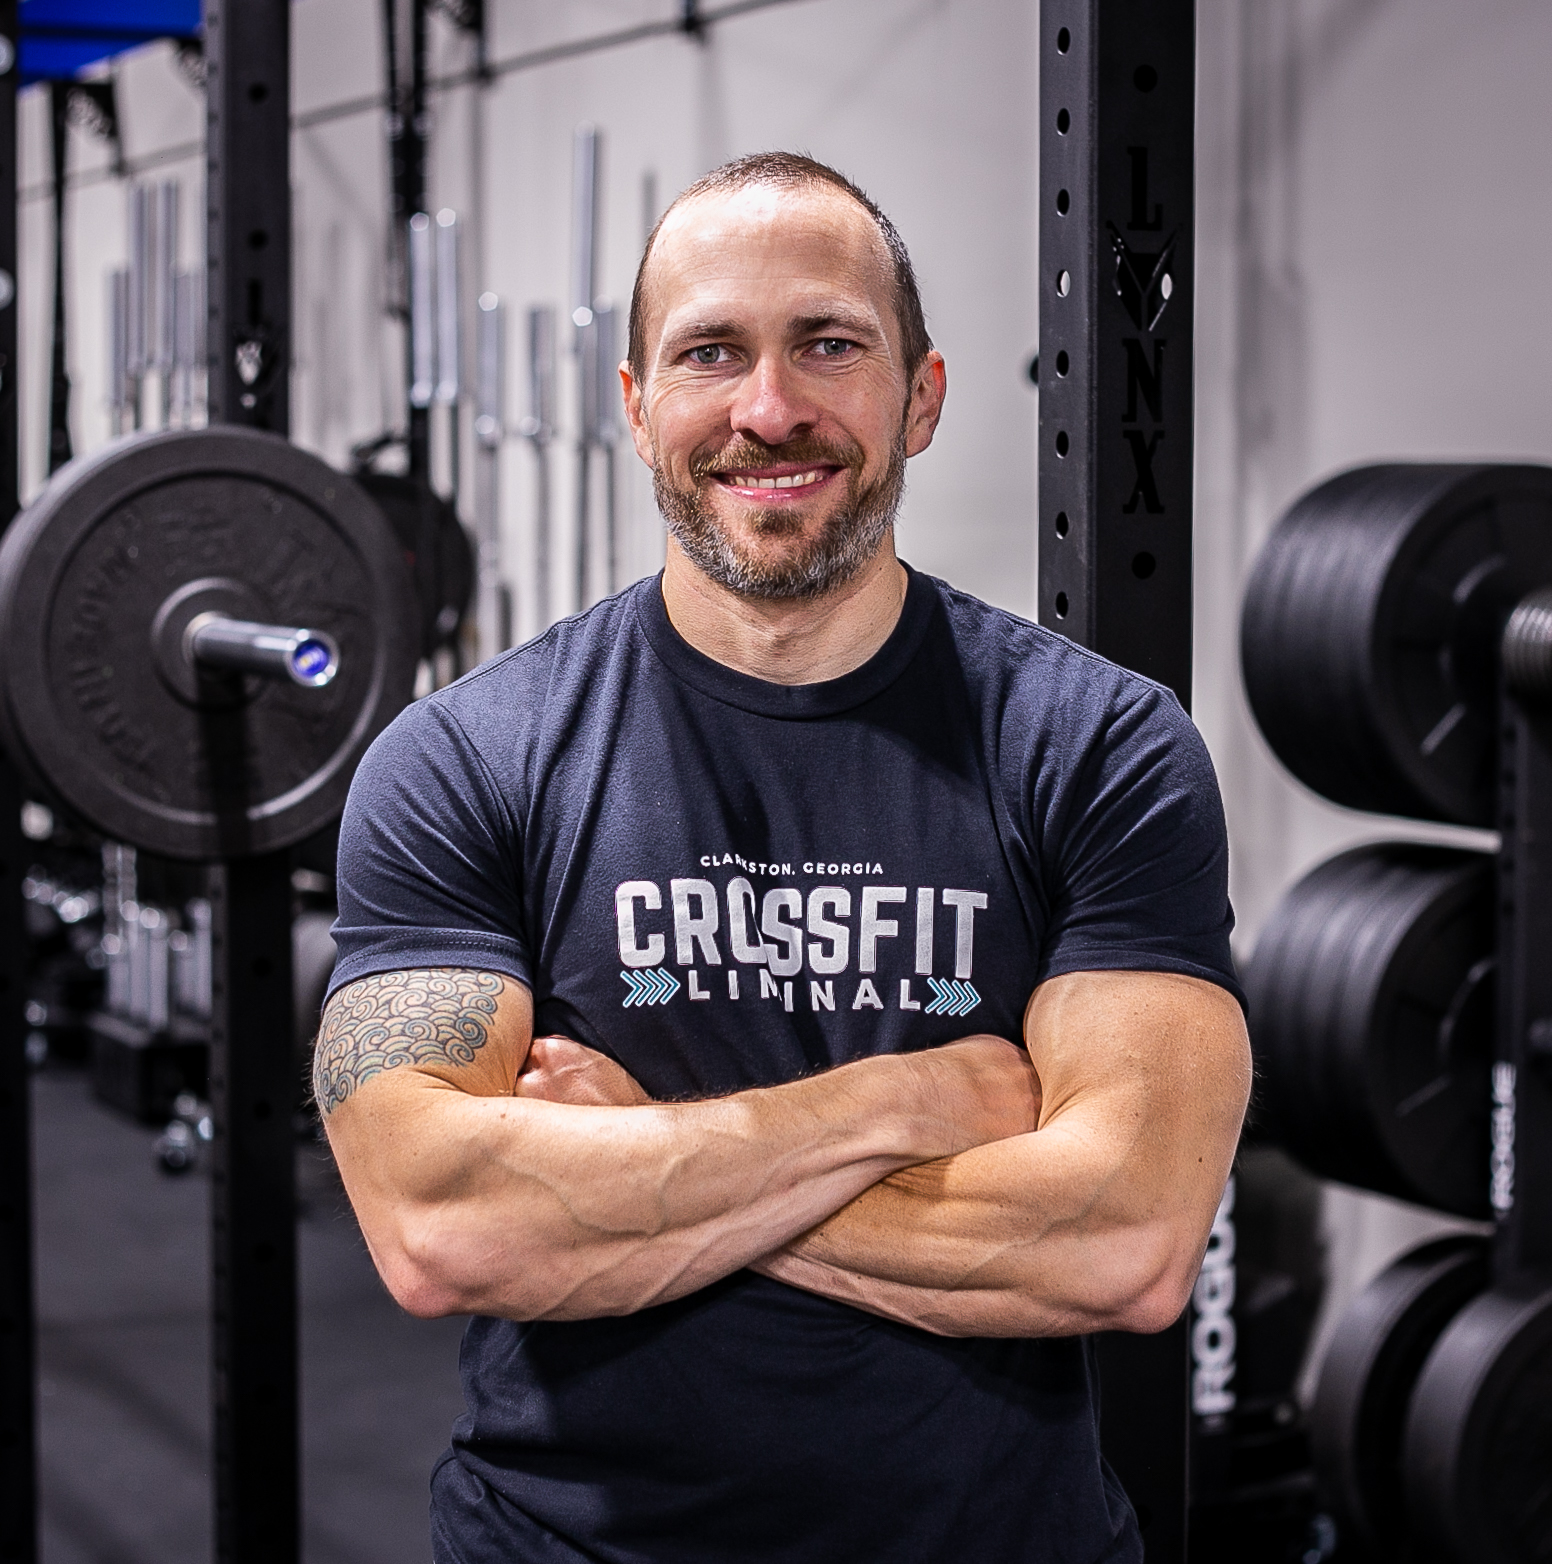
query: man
[{"left": 316, "top": 152, "right": 1250, "bottom": 1564}]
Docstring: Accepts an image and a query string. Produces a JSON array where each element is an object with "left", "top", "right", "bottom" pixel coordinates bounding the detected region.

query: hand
[
  {"left": 514, "top": 1036, "right": 652, "bottom": 1107},
  {"left": 912, "top": 1035, "right": 1042, "bottom": 1157}
]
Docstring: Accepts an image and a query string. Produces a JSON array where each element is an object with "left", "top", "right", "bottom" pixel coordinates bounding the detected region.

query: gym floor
[{"left": 32, "top": 1065, "right": 466, "bottom": 1564}]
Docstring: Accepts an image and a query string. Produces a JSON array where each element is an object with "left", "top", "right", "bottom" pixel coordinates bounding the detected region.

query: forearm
[
  {"left": 330, "top": 1047, "right": 1016, "bottom": 1323},
  {"left": 752, "top": 1124, "right": 1188, "bottom": 1337},
  {"left": 756, "top": 972, "right": 1252, "bottom": 1338}
]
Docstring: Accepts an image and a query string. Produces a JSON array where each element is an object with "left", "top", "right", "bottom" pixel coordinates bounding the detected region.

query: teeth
[{"left": 730, "top": 469, "right": 824, "bottom": 490}]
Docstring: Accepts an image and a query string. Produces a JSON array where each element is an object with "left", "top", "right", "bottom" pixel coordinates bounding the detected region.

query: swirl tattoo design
[{"left": 312, "top": 968, "right": 505, "bottom": 1117}]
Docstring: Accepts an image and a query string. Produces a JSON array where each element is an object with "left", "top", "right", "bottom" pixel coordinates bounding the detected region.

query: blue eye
[
  {"left": 816, "top": 338, "right": 854, "bottom": 357},
  {"left": 689, "top": 345, "right": 723, "bottom": 365}
]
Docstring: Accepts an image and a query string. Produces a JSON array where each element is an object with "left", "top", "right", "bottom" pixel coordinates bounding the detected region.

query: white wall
[
  {"left": 20, "top": 0, "right": 1551, "bottom": 1373},
  {"left": 288, "top": 0, "right": 1041, "bottom": 638}
]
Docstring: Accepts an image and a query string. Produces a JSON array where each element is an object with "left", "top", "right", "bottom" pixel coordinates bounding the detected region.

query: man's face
[{"left": 623, "top": 183, "right": 945, "bottom": 601}]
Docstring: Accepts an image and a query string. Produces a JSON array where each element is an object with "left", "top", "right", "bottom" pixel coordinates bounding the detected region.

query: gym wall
[{"left": 12, "top": 0, "right": 1550, "bottom": 1376}]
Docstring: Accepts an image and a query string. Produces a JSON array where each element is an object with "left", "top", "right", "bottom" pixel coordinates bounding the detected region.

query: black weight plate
[
  {"left": 0, "top": 428, "right": 419, "bottom": 860},
  {"left": 1311, "top": 1236, "right": 1491, "bottom": 1555},
  {"left": 1404, "top": 1274, "right": 1552, "bottom": 1563},
  {"left": 1241, "top": 463, "right": 1552, "bottom": 826},
  {"left": 1244, "top": 842, "right": 1493, "bottom": 1217},
  {"left": 353, "top": 472, "right": 474, "bottom": 656}
]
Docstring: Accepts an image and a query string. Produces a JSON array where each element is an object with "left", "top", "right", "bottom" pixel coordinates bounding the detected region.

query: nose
[{"left": 726, "top": 354, "right": 817, "bottom": 449}]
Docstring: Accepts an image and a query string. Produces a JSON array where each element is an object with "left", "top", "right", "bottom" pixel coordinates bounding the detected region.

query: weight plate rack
[{"left": 1241, "top": 464, "right": 1552, "bottom": 1563}]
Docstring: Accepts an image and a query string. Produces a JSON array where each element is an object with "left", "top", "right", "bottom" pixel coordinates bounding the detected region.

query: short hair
[{"left": 627, "top": 151, "right": 933, "bottom": 383}]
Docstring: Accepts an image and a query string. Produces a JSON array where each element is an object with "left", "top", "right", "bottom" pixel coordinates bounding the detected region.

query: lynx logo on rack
[{"left": 613, "top": 876, "right": 988, "bottom": 1012}]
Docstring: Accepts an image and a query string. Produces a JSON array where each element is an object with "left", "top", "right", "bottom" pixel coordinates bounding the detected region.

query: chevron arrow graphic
[
  {"left": 925, "top": 977, "right": 981, "bottom": 1017},
  {"left": 620, "top": 967, "right": 681, "bottom": 1007}
]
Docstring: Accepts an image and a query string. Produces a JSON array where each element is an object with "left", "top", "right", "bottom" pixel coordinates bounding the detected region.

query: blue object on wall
[{"left": 18, "top": 0, "right": 202, "bottom": 84}]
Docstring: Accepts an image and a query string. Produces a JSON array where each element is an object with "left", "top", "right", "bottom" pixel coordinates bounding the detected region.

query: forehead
[{"left": 643, "top": 183, "right": 896, "bottom": 350}]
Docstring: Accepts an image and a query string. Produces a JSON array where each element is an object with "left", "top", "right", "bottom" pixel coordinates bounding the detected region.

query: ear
[
  {"left": 621, "top": 362, "right": 656, "bottom": 469},
  {"left": 903, "top": 350, "right": 947, "bottom": 459}
]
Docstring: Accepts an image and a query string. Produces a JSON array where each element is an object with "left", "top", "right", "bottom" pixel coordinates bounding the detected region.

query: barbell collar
[
  {"left": 1502, "top": 587, "right": 1552, "bottom": 703},
  {"left": 185, "top": 614, "right": 340, "bottom": 688}
]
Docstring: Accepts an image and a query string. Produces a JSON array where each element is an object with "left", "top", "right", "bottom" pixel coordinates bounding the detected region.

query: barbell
[{"left": 0, "top": 427, "right": 419, "bottom": 859}]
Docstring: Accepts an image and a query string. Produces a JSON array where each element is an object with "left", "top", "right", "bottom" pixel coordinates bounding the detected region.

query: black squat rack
[{"left": 1039, "top": 1, "right": 1200, "bottom": 1558}]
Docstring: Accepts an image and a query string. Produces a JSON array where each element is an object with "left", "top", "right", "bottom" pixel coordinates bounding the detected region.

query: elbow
[
  {"left": 1086, "top": 1226, "right": 1199, "bottom": 1335},
  {"left": 375, "top": 1233, "right": 477, "bottom": 1319},
  {"left": 370, "top": 1206, "right": 513, "bottom": 1320},
  {"left": 1107, "top": 1273, "right": 1193, "bottom": 1335},
  {"left": 388, "top": 1270, "right": 467, "bottom": 1320},
  {"left": 369, "top": 1206, "right": 639, "bottom": 1322}
]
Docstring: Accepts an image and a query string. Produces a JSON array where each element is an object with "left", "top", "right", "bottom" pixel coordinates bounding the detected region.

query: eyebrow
[
  {"left": 787, "top": 310, "right": 881, "bottom": 340},
  {"left": 660, "top": 308, "right": 884, "bottom": 357},
  {"left": 662, "top": 320, "right": 743, "bottom": 350}
]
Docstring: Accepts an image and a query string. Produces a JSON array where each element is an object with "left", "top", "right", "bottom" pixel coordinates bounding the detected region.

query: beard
[{"left": 653, "top": 425, "right": 907, "bottom": 602}]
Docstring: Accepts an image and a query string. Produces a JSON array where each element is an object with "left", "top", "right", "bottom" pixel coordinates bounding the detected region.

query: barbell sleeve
[
  {"left": 1503, "top": 587, "right": 1552, "bottom": 703},
  {"left": 185, "top": 614, "right": 340, "bottom": 687}
]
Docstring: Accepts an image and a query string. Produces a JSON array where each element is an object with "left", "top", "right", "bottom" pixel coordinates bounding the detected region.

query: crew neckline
[{"left": 634, "top": 563, "right": 938, "bottom": 719}]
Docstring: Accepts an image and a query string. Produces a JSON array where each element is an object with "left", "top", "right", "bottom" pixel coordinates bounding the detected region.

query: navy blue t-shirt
[{"left": 331, "top": 566, "right": 1240, "bottom": 1564}]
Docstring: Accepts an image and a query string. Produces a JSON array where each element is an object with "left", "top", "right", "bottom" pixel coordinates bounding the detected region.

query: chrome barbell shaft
[{"left": 185, "top": 614, "right": 339, "bottom": 687}]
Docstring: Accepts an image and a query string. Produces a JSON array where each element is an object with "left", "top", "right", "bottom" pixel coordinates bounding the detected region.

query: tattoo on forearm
[{"left": 312, "top": 968, "right": 505, "bottom": 1117}]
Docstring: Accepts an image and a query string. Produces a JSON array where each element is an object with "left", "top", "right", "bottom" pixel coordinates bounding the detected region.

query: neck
[{"left": 660, "top": 539, "right": 909, "bottom": 685}]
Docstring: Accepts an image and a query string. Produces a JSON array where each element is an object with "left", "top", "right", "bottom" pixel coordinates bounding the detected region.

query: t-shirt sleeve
[
  {"left": 327, "top": 696, "right": 531, "bottom": 999},
  {"left": 1034, "top": 682, "right": 1243, "bottom": 1005}
]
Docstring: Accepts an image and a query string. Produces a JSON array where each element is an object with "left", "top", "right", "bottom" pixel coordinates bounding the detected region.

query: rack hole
[
  {"left": 1054, "top": 591, "right": 1069, "bottom": 618},
  {"left": 1134, "top": 64, "right": 1158, "bottom": 92},
  {"left": 248, "top": 81, "right": 269, "bottom": 103},
  {"left": 1056, "top": 26, "right": 1070, "bottom": 52},
  {"left": 1056, "top": 270, "right": 1071, "bottom": 297},
  {"left": 1055, "top": 350, "right": 1069, "bottom": 377},
  {"left": 1132, "top": 551, "right": 1156, "bottom": 579},
  {"left": 1056, "top": 108, "right": 1070, "bottom": 134},
  {"left": 1055, "top": 430, "right": 1070, "bottom": 457},
  {"left": 247, "top": 229, "right": 268, "bottom": 251},
  {"left": 1055, "top": 512, "right": 1069, "bottom": 538},
  {"left": 1056, "top": 188, "right": 1070, "bottom": 216}
]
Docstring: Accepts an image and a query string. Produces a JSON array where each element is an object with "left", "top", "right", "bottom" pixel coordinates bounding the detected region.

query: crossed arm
[{"left": 316, "top": 965, "right": 1249, "bottom": 1337}]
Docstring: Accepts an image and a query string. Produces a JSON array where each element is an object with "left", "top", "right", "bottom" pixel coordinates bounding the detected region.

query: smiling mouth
[{"left": 714, "top": 466, "right": 839, "bottom": 493}]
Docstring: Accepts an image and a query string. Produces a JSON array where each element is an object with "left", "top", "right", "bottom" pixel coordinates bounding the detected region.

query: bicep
[
  {"left": 314, "top": 967, "right": 534, "bottom": 1117},
  {"left": 1022, "top": 969, "right": 1250, "bottom": 1210}
]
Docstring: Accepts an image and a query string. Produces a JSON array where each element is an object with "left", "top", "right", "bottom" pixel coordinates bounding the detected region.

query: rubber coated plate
[
  {"left": 1311, "top": 1236, "right": 1490, "bottom": 1554},
  {"left": 1404, "top": 1275, "right": 1552, "bottom": 1563},
  {"left": 354, "top": 472, "right": 474, "bottom": 656},
  {"left": 1241, "top": 464, "right": 1552, "bottom": 826},
  {"left": 1244, "top": 842, "right": 1494, "bottom": 1217},
  {"left": 0, "top": 428, "right": 419, "bottom": 860}
]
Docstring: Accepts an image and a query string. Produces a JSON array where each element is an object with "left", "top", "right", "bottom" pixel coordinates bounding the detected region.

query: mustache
[{"left": 690, "top": 434, "right": 863, "bottom": 481}]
